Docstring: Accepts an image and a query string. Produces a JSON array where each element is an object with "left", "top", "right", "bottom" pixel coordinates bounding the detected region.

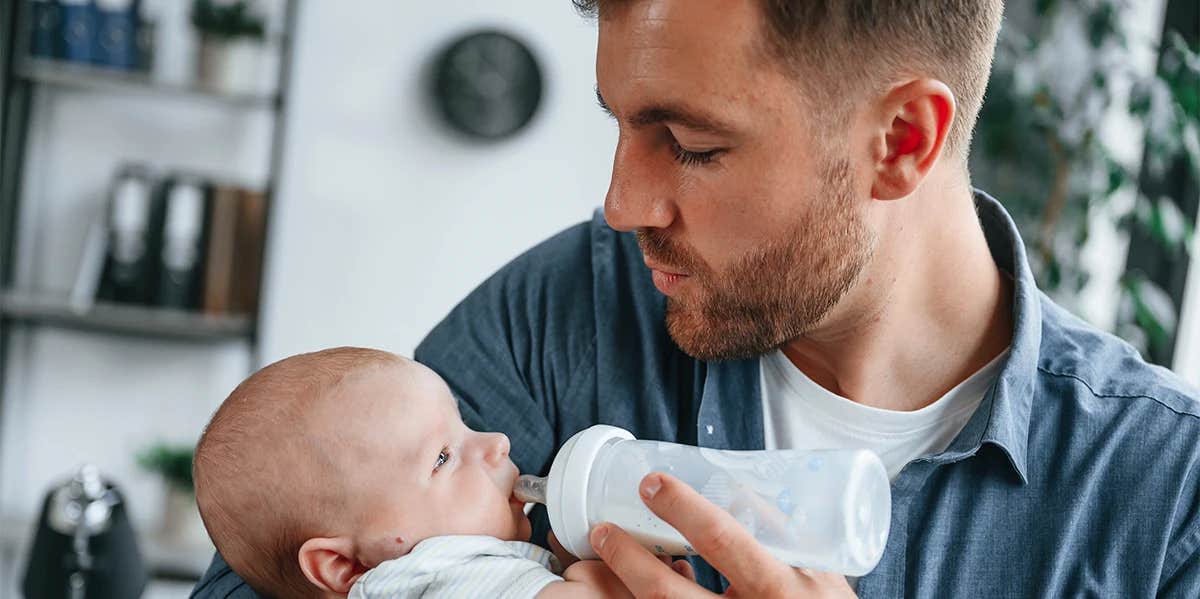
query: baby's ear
[{"left": 298, "top": 537, "right": 369, "bottom": 594}]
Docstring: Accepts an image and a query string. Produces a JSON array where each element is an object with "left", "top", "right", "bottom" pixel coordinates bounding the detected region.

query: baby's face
[{"left": 332, "top": 363, "right": 531, "bottom": 557}]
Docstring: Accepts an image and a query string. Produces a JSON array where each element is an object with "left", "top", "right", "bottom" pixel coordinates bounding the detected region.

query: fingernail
[
  {"left": 591, "top": 524, "right": 610, "bottom": 550},
  {"left": 641, "top": 474, "right": 662, "bottom": 499}
]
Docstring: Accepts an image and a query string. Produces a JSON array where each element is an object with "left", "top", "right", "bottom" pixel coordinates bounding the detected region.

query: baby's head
[{"left": 194, "top": 347, "right": 530, "bottom": 598}]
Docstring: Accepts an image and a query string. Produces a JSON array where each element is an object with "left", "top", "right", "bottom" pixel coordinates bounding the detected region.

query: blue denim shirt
[{"left": 192, "top": 192, "right": 1200, "bottom": 598}]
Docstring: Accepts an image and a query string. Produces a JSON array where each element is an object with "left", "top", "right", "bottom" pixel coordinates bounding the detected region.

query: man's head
[
  {"left": 582, "top": 0, "right": 1003, "bottom": 360},
  {"left": 194, "top": 348, "right": 529, "bottom": 597}
]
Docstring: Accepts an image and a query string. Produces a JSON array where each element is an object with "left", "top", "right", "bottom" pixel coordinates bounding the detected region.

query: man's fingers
[
  {"left": 672, "top": 559, "right": 696, "bottom": 581},
  {"left": 639, "top": 473, "right": 795, "bottom": 595},
  {"left": 590, "top": 523, "right": 717, "bottom": 599}
]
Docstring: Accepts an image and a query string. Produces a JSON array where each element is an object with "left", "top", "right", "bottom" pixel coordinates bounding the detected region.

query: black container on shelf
[
  {"left": 154, "top": 176, "right": 210, "bottom": 310},
  {"left": 96, "top": 165, "right": 159, "bottom": 305}
]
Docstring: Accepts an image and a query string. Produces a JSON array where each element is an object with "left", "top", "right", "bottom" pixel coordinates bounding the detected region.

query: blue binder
[
  {"left": 59, "top": 0, "right": 96, "bottom": 64},
  {"left": 93, "top": 0, "right": 138, "bottom": 70}
]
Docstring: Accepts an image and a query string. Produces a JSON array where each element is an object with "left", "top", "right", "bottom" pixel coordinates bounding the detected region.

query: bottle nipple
[{"left": 514, "top": 474, "right": 547, "bottom": 505}]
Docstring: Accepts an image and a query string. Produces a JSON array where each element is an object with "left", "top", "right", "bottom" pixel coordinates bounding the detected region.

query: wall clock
[{"left": 433, "top": 30, "right": 544, "bottom": 140}]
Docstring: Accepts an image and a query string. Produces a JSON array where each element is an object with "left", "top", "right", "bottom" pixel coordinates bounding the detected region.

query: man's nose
[{"left": 604, "top": 139, "right": 677, "bottom": 232}]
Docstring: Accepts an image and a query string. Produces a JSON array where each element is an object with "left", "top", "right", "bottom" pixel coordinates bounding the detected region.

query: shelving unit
[
  {"left": 0, "top": 292, "right": 253, "bottom": 342},
  {"left": 16, "top": 57, "right": 281, "bottom": 108},
  {"left": 0, "top": 0, "right": 298, "bottom": 584}
]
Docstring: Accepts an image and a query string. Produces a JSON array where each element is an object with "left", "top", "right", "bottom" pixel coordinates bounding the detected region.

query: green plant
[
  {"left": 137, "top": 443, "right": 194, "bottom": 492},
  {"left": 191, "top": 0, "right": 266, "bottom": 41},
  {"left": 971, "top": 0, "right": 1198, "bottom": 359}
]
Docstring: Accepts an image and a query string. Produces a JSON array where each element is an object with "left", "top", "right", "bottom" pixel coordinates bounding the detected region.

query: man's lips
[
  {"left": 644, "top": 259, "right": 687, "bottom": 277},
  {"left": 652, "top": 267, "right": 691, "bottom": 297}
]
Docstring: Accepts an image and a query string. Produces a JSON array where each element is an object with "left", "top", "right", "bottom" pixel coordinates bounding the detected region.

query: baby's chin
[{"left": 509, "top": 503, "right": 534, "bottom": 543}]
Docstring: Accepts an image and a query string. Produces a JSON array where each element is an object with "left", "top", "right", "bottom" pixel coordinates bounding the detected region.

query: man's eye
[
  {"left": 435, "top": 448, "right": 450, "bottom": 470},
  {"left": 671, "top": 142, "right": 721, "bottom": 167}
]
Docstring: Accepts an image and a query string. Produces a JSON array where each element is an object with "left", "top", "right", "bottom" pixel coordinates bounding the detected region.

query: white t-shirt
[{"left": 760, "top": 348, "right": 1010, "bottom": 481}]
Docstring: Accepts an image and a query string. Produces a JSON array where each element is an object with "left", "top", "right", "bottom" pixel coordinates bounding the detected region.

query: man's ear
[
  {"left": 869, "top": 78, "right": 956, "bottom": 201},
  {"left": 298, "top": 537, "right": 369, "bottom": 594}
]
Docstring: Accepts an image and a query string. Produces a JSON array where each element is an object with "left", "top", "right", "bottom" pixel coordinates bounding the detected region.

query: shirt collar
[{"left": 943, "top": 189, "right": 1039, "bottom": 485}]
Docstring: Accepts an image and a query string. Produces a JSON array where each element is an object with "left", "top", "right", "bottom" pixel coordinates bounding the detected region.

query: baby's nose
[{"left": 484, "top": 432, "right": 511, "bottom": 464}]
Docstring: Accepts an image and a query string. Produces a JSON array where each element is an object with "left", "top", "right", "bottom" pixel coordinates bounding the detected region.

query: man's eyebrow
[{"left": 595, "top": 85, "right": 735, "bottom": 135}]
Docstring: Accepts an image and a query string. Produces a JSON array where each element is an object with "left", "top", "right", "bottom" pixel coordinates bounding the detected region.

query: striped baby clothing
[{"left": 349, "top": 535, "right": 564, "bottom": 599}]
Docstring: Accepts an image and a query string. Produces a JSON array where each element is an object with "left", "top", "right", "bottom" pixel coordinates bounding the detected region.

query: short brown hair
[
  {"left": 194, "top": 347, "right": 405, "bottom": 598},
  {"left": 576, "top": 0, "right": 1004, "bottom": 161}
]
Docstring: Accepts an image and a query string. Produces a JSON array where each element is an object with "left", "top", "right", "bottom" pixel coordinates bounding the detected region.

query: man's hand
[
  {"left": 588, "top": 473, "right": 859, "bottom": 598},
  {"left": 550, "top": 530, "right": 696, "bottom": 582}
]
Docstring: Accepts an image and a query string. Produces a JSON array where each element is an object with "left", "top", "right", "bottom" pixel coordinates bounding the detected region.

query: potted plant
[
  {"left": 191, "top": 0, "right": 267, "bottom": 94},
  {"left": 137, "top": 442, "right": 209, "bottom": 548}
]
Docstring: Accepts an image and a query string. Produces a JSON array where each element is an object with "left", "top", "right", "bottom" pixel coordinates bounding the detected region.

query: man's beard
[{"left": 639, "top": 159, "right": 874, "bottom": 361}]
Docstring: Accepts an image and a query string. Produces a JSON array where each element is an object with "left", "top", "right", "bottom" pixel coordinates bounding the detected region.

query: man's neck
[{"left": 781, "top": 172, "right": 1014, "bottom": 412}]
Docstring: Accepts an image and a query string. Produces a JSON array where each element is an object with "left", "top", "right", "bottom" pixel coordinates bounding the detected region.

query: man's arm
[
  {"left": 189, "top": 553, "right": 261, "bottom": 599},
  {"left": 1158, "top": 541, "right": 1199, "bottom": 599}
]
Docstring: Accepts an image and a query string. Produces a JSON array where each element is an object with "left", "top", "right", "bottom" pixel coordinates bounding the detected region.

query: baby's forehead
[{"left": 356, "top": 362, "right": 461, "bottom": 425}]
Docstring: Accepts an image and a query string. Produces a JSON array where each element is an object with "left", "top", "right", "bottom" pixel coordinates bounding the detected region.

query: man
[{"left": 193, "top": 1, "right": 1200, "bottom": 597}]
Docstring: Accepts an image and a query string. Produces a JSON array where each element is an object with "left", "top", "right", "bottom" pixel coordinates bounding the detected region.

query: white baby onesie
[{"left": 349, "top": 535, "right": 564, "bottom": 599}]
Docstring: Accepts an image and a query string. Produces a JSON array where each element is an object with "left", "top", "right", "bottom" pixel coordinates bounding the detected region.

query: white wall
[
  {"left": 0, "top": 1, "right": 613, "bottom": 593},
  {"left": 258, "top": 1, "right": 613, "bottom": 361}
]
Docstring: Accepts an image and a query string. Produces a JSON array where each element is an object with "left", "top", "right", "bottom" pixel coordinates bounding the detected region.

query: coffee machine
[{"left": 22, "top": 464, "right": 147, "bottom": 599}]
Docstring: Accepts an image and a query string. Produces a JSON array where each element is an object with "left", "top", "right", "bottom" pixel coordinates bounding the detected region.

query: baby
[{"left": 193, "top": 347, "right": 631, "bottom": 599}]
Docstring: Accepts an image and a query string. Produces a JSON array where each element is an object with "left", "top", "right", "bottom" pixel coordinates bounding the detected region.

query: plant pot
[
  {"left": 159, "top": 484, "right": 210, "bottom": 549},
  {"left": 196, "top": 35, "right": 263, "bottom": 95}
]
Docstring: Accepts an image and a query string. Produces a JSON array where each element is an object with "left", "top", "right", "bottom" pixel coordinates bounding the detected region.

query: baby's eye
[{"left": 434, "top": 448, "right": 450, "bottom": 471}]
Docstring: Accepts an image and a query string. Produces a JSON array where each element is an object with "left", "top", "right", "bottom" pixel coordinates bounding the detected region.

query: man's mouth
[
  {"left": 644, "top": 258, "right": 686, "bottom": 277},
  {"left": 646, "top": 260, "right": 690, "bottom": 295}
]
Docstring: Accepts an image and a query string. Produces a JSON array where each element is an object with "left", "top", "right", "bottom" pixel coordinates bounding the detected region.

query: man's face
[{"left": 596, "top": 0, "right": 877, "bottom": 360}]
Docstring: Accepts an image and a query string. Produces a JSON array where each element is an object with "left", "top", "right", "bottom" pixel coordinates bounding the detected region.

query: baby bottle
[{"left": 513, "top": 425, "right": 891, "bottom": 577}]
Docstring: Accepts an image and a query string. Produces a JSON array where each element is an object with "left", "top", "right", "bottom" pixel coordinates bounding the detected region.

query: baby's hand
[
  {"left": 535, "top": 560, "right": 634, "bottom": 599},
  {"left": 562, "top": 560, "right": 634, "bottom": 598},
  {"left": 539, "top": 556, "right": 697, "bottom": 599}
]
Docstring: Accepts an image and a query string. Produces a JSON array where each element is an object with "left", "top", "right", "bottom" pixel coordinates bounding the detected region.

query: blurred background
[{"left": 0, "top": 0, "right": 1195, "bottom": 597}]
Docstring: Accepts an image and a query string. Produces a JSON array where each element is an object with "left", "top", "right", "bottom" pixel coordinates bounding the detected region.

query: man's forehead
[
  {"left": 595, "top": 1, "right": 785, "bottom": 115},
  {"left": 597, "top": 0, "right": 762, "bottom": 77}
]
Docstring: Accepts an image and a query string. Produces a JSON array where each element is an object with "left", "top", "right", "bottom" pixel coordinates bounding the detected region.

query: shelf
[
  {"left": 16, "top": 58, "right": 279, "bottom": 109},
  {"left": 0, "top": 292, "right": 253, "bottom": 342}
]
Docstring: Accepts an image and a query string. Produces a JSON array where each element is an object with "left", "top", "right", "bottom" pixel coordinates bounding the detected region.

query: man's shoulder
[{"left": 1036, "top": 293, "right": 1200, "bottom": 421}]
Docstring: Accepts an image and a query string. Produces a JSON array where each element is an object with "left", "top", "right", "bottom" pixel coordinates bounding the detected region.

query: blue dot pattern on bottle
[
  {"left": 654, "top": 545, "right": 666, "bottom": 554},
  {"left": 776, "top": 488, "right": 795, "bottom": 516},
  {"left": 807, "top": 456, "right": 824, "bottom": 472},
  {"left": 684, "top": 544, "right": 695, "bottom": 554}
]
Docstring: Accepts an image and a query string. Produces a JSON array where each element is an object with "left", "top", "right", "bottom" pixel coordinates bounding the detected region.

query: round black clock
[{"left": 432, "top": 30, "right": 544, "bottom": 140}]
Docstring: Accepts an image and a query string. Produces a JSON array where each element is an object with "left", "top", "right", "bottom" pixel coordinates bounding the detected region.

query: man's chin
[{"left": 665, "top": 305, "right": 773, "bottom": 361}]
